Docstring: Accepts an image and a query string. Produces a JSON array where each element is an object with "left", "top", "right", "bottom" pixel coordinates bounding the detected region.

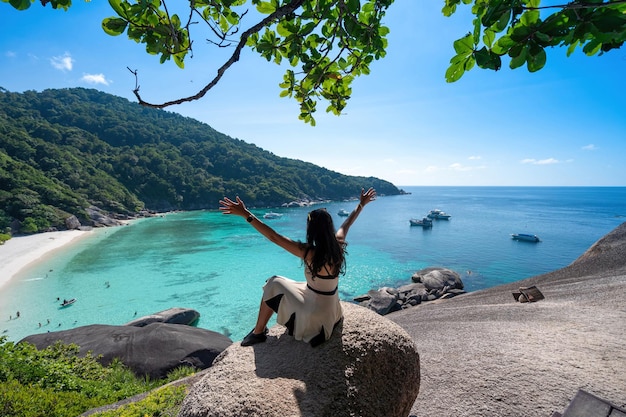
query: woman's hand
[
  {"left": 359, "top": 187, "right": 377, "bottom": 207},
  {"left": 219, "top": 196, "right": 249, "bottom": 218}
]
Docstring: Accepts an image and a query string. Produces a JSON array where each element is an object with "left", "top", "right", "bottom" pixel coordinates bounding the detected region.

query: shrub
[
  {"left": 88, "top": 385, "right": 188, "bottom": 417},
  {"left": 0, "top": 337, "right": 196, "bottom": 417},
  {"left": 0, "top": 233, "right": 10, "bottom": 245}
]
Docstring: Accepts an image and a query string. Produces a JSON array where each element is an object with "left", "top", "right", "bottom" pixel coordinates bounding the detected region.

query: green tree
[
  {"left": 443, "top": 0, "right": 626, "bottom": 82},
  {"left": 4, "top": 0, "right": 624, "bottom": 123}
]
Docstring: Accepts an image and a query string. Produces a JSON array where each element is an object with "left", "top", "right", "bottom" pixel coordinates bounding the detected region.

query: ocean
[{"left": 1, "top": 186, "right": 624, "bottom": 343}]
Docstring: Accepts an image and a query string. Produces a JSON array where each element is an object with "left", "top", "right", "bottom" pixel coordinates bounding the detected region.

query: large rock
[
  {"left": 20, "top": 323, "right": 232, "bottom": 379},
  {"left": 360, "top": 287, "right": 399, "bottom": 315},
  {"left": 65, "top": 215, "right": 81, "bottom": 230},
  {"left": 411, "top": 267, "right": 463, "bottom": 291},
  {"left": 178, "top": 302, "right": 420, "bottom": 417},
  {"left": 125, "top": 307, "right": 200, "bottom": 327}
]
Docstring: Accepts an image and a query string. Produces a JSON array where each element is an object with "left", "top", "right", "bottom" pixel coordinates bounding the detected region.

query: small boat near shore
[
  {"left": 60, "top": 298, "right": 76, "bottom": 308},
  {"left": 511, "top": 233, "right": 541, "bottom": 242},
  {"left": 410, "top": 217, "right": 433, "bottom": 227},
  {"left": 337, "top": 209, "right": 350, "bottom": 217},
  {"left": 263, "top": 212, "right": 283, "bottom": 219}
]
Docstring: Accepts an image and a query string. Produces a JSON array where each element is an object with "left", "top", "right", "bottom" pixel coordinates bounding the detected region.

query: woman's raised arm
[
  {"left": 219, "top": 196, "right": 306, "bottom": 258},
  {"left": 336, "top": 187, "right": 376, "bottom": 243}
]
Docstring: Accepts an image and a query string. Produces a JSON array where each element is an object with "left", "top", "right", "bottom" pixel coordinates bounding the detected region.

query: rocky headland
[{"left": 391, "top": 221, "right": 626, "bottom": 417}]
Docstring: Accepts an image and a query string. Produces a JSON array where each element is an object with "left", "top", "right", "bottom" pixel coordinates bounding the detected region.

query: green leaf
[
  {"left": 520, "top": 10, "right": 539, "bottom": 26},
  {"left": 276, "top": 21, "right": 293, "bottom": 37},
  {"left": 102, "top": 18, "right": 128, "bottom": 36},
  {"left": 534, "top": 31, "right": 553, "bottom": 45},
  {"left": 346, "top": 0, "right": 360, "bottom": 14},
  {"left": 445, "top": 60, "right": 466, "bottom": 82},
  {"left": 566, "top": 41, "right": 580, "bottom": 57},
  {"left": 255, "top": 1, "right": 275, "bottom": 14},
  {"left": 173, "top": 54, "right": 185, "bottom": 69},
  {"left": 473, "top": 17, "right": 481, "bottom": 44},
  {"left": 510, "top": 24, "right": 532, "bottom": 42},
  {"left": 494, "top": 8, "right": 511, "bottom": 32},
  {"left": 474, "top": 47, "right": 501, "bottom": 70},
  {"left": 7, "top": 0, "right": 31, "bottom": 10},
  {"left": 483, "top": 29, "right": 496, "bottom": 48},
  {"left": 526, "top": 46, "right": 546, "bottom": 72},
  {"left": 582, "top": 39, "right": 602, "bottom": 56},
  {"left": 492, "top": 35, "right": 516, "bottom": 54},
  {"left": 592, "top": 13, "right": 626, "bottom": 33},
  {"left": 108, "top": 0, "right": 126, "bottom": 16},
  {"left": 482, "top": 0, "right": 511, "bottom": 28},
  {"left": 509, "top": 44, "right": 527, "bottom": 69},
  {"left": 453, "top": 33, "right": 474, "bottom": 54}
]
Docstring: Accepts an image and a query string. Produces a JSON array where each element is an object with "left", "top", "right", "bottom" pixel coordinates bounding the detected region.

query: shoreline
[{"left": 0, "top": 230, "right": 95, "bottom": 290}]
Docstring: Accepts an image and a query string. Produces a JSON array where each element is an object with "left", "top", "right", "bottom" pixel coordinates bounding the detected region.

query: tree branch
[
  {"left": 524, "top": 0, "right": 626, "bottom": 10},
  {"left": 132, "top": 0, "right": 307, "bottom": 109}
]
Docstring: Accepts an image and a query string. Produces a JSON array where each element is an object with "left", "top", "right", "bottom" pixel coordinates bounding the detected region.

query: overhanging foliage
[{"left": 4, "top": 0, "right": 624, "bottom": 123}]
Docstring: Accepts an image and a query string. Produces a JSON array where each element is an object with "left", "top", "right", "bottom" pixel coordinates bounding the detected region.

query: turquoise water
[{"left": 1, "top": 186, "right": 624, "bottom": 343}]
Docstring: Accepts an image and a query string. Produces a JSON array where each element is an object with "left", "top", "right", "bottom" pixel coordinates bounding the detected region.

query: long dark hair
[{"left": 304, "top": 208, "right": 346, "bottom": 277}]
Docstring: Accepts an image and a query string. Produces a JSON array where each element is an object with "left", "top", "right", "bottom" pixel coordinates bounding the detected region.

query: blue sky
[{"left": 1, "top": 1, "right": 624, "bottom": 186}]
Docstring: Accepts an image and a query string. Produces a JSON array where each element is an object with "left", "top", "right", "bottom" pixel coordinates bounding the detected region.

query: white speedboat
[
  {"left": 427, "top": 209, "right": 451, "bottom": 220},
  {"left": 60, "top": 298, "right": 76, "bottom": 308},
  {"left": 337, "top": 209, "right": 350, "bottom": 217},
  {"left": 511, "top": 233, "right": 541, "bottom": 242},
  {"left": 263, "top": 212, "right": 283, "bottom": 219},
  {"left": 410, "top": 217, "right": 433, "bottom": 227}
]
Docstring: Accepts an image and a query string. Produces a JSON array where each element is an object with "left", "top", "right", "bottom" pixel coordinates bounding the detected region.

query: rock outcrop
[
  {"left": 65, "top": 214, "right": 81, "bottom": 230},
  {"left": 125, "top": 307, "right": 200, "bottom": 327},
  {"left": 20, "top": 322, "right": 232, "bottom": 379},
  {"left": 411, "top": 267, "right": 464, "bottom": 290},
  {"left": 178, "top": 302, "right": 420, "bottom": 417},
  {"left": 357, "top": 267, "right": 465, "bottom": 314},
  {"left": 85, "top": 206, "right": 126, "bottom": 227}
]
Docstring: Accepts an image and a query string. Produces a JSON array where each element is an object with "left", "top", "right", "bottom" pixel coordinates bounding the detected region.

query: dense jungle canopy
[{"left": 0, "top": 87, "right": 403, "bottom": 233}]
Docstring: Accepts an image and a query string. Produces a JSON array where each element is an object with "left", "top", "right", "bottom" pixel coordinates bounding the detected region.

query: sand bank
[{"left": 0, "top": 230, "right": 93, "bottom": 290}]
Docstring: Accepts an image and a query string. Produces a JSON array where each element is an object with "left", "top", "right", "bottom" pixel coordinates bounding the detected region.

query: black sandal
[{"left": 241, "top": 328, "right": 268, "bottom": 346}]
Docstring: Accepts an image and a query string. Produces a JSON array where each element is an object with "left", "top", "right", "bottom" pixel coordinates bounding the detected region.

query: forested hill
[{"left": 0, "top": 87, "right": 404, "bottom": 233}]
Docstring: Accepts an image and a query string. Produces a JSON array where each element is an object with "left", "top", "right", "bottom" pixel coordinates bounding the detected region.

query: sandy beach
[{"left": 0, "top": 230, "right": 93, "bottom": 290}]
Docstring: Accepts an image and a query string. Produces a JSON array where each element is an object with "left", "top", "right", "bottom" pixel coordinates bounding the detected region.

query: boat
[
  {"left": 60, "top": 298, "right": 76, "bottom": 308},
  {"left": 426, "top": 209, "right": 451, "bottom": 220},
  {"left": 409, "top": 217, "right": 433, "bottom": 227},
  {"left": 511, "top": 233, "right": 541, "bottom": 242},
  {"left": 263, "top": 212, "right": 283, "bottom": 219},
  {"left": 337, "top": 209, "right": 350, "bottom": 217}
]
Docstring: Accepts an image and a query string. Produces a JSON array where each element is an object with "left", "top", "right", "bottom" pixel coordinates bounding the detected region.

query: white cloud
[
  {"left": 81, "top": 73, "right": 110, "bottom": 86},
  {"left": 468, "top": 155, "right": 482, "bottom": 160},
  {"left": 424, "top": 165, "right": 439, "bottom": 173},
  {"left": 581, "top": 144, "right": 597, "bottom": 151},
  {"left": 449, "top": 162, "right": 486, "bottom": 171},
  {"left": 521, "top": 158, "right": 560, "bottom": 165},
  {"left": 50, "top": 52, "right": 73, "bottom": 71}
]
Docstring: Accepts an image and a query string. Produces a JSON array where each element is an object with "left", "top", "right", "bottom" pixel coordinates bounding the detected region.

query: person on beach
[{"left": 219, "top": 187, "right": 376, "bottom": 347}]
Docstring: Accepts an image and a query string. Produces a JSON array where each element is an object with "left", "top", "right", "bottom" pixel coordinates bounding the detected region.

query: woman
[{"left": 218, "top": 187, "right": 376, "bottom": 347}]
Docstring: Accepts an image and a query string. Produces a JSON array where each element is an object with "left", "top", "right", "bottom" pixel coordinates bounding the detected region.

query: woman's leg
[{"left": 253, "top": 299, "right": 273, "bottom": 334}]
